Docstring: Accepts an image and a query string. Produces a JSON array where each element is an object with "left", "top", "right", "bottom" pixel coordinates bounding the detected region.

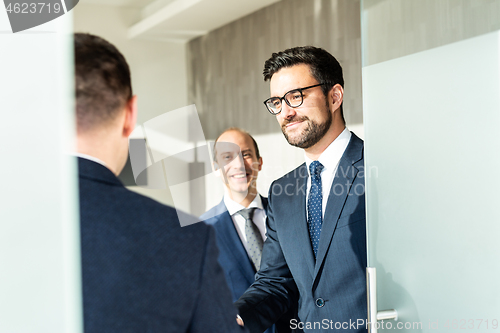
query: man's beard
[{"left": 281, "top": 106, "right": 332, "bottom": 149}]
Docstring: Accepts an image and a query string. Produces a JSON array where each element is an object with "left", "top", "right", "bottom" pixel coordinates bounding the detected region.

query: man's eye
[
  {"left": 289, "top": 92, "right": 301, "bottom": 100},
  {"left": 272, "top": 99, "right": 281, "bottom": 107}
]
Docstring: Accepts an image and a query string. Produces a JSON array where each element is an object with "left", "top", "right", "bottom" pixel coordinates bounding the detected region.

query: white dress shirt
[
  {"left": 304, "top": 127, "right": 352, "bottom": 218},
  {"left": 224, "top": 194, "right": 267, "bottom": 256}
]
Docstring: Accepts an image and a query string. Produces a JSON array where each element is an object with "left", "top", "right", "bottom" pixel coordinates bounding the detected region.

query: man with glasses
[{"left": 235, "top": 46, "right": 367, "bottom": 332}]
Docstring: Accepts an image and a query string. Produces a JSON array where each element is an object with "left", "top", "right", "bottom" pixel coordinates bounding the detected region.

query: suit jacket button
[{"left": 315, "top": 298, "right": 325, "bottom": 307}]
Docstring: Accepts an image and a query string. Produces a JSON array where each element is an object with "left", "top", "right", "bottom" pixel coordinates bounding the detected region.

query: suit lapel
[
  {"left": 313, "top": 134, "right": 363, "bottom": 282},
  {"left": 288, "top": 163, "right": 316, "bottom": 278},
  {"left": 261, "top": 196, "right": 268, "bottom": 212},
  {"left": 215, "top": 204, "right": 255, "bottom": 283}
]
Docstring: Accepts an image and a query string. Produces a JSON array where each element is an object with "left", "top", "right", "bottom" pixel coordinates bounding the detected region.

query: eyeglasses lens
[
  {"left": 266, "top": 98, "right": 281, "bottom": 114},
  {"left": 285, "top": 90, "right": 303, "bottom": 107}
]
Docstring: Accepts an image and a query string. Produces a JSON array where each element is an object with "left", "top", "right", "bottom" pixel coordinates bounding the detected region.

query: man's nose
[
  {"left": 280, "top": 102, "right": 296, "bottom": 120},
  {"left": 230, "top": 154, "right": 245, "bottom": 169}
]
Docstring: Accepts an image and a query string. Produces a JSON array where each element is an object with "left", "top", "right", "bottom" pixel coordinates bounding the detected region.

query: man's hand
[{"left": 236, "top": 315, "right": 244, "bottom": 327}]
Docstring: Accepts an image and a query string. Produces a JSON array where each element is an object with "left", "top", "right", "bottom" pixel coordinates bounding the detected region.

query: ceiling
[
  {"left": 81, "top": 0, "right": 159, "bottom": 8},
  {"left": 81, "top": 0, "right": 282, "bottom": 42}
]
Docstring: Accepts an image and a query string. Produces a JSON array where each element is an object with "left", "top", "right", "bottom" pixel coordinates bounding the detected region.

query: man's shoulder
[
  {"left": 123, "top": 186, "right": 180, "bottom": 219},
  {"left": 81, "top": 172, "right": 168, "bottom": 211},
  {"left": 344, "top": 132, "right": 365, "bottom": 171},
  {"left": 80, "top": 173, "right": 211, "bottom": 240},
  {"left": 272, "top": 163, "right": 307, "bottom": 186},
  {"left": 260, "top": 195, "right": 268, "bottom": 211},
  {"left": 122, "top": 188, "right": 212, "bottom": 234},
  {"left": 201, "top": 201, "right": 230, "bottom": 226}
]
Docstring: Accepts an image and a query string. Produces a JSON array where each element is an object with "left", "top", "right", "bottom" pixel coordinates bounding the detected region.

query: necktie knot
[
  {"left": 238, "top": 208, "right": 256, "bottom": 221},
  {"left": 309, "top": 161, "right": 324, "bottom": 180}
]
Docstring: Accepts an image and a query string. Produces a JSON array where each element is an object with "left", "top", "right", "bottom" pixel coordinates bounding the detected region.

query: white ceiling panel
[{"left": 127, "top": 0, "right": 281, "bottom": 42}]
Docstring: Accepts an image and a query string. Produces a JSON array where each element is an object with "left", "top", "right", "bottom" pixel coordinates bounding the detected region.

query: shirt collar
[
  {"left": 72, "top": 152, "right": 107, "bottom": 168},
  {"left": 304, "top": 127, "right": 352, "bottom": 176},
  {"left": 223, "top": 193, "right": 263, "bottom": 216}
]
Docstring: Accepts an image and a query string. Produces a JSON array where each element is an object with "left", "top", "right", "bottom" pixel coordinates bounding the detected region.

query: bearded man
[{"left": 234, "top": 46, "right": 367, "bottom": 333}]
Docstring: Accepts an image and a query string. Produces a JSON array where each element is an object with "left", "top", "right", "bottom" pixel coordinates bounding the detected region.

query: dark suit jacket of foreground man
[
  {"left": 235, "top": 133, "right": 367, "bottom": 333},
  {"left": 78, "top": 157, "right": 245, "bottom": 333}
]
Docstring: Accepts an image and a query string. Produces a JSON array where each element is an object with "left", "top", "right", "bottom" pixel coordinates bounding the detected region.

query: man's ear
[
  {"left": 213, "top": 161, "right": 220, "bottom": 172},
  {"left": 257, "top": 157, "right": 263, "bottom": 172},
  {"left": 123, "top": 95, "right": 138, "bottom": 138},
  {"left": 328, "top": 84, "right": 344, "bottom": 112}
]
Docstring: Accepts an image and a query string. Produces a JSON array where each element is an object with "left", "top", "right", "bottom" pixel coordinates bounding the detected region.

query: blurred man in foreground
[{"left": 74, "top": 32, "right": 244, "bottom": 333}]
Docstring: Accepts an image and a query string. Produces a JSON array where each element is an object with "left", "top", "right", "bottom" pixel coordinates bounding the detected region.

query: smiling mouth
[
  {"left": 283, "top": 116, "right": 308, "bottom": 130},
  {"left": 286, "top": 121, "right": 303, "bottom": 128},
  {"left": 230, "top": 173, "right": 250, "bottom": 180}
]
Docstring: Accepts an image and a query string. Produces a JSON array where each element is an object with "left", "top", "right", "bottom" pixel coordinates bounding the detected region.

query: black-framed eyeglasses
[{"left": 263, "top": 83, "right": 325, "bottom": 115}]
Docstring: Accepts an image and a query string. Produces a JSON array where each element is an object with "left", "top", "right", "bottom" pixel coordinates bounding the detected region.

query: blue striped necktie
[{"left": 307, "top": 161, "right": 324, "bottom": 259}]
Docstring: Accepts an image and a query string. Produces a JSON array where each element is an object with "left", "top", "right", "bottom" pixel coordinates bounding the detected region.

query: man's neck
[
  {"left": 77, "top": 131, "right": 124, "bottom": 175},
  {"left": 305, "top": 124, "right": 346, "bottom": 160},
  {"left": 227, "top": 189, "right": 258, "bottom": 208}
]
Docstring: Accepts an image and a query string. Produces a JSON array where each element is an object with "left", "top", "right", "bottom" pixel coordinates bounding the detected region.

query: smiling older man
[{"left": 202, "top": 127, "right": 297, "bottom": 333}]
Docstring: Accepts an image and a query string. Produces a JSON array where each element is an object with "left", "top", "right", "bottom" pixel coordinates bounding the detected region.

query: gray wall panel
[
  {"left": 187, "top": 0, "right": 362, "bottom": 140},
  {"left": 362, "top": 0, "right": 500, "bottom": 66}
]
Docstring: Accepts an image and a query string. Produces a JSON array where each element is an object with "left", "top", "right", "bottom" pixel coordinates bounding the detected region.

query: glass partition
[{"left": 362, "top": 1, "right": 500, "bottom": 331}]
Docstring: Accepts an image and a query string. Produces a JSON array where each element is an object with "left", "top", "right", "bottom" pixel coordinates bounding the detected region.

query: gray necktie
[{"left": 238, "top": 208, "right": 264, "bottom": 271}]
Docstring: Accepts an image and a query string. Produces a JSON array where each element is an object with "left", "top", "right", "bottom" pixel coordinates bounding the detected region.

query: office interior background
[
  {"left": 73, "top": 0, "right": 365, "bottom": 215},
  {"left": 2, "top": 0, "right": 500, "bottom": 332}
]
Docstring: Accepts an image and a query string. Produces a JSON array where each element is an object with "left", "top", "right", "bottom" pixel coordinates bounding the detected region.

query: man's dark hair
[
  {"left": 213, "top": 127, "right": 260, "bottom": 161},
  {"left": 263, "top": 46, "right": 345, "bottom": 123},
  {"left": 74, "top": 33, "right": 132, "bottom": 131}
]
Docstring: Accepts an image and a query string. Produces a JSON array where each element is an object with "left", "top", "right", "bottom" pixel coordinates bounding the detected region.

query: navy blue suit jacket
[
  {"left": 78, "top": 158, "right": 245, "bottom": 333},
  {"left": 235, "top": 133, "right": 367, "bottom": 333},
  {"left": 202, "top": 197, "right": 297, "bottom": 333}
]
